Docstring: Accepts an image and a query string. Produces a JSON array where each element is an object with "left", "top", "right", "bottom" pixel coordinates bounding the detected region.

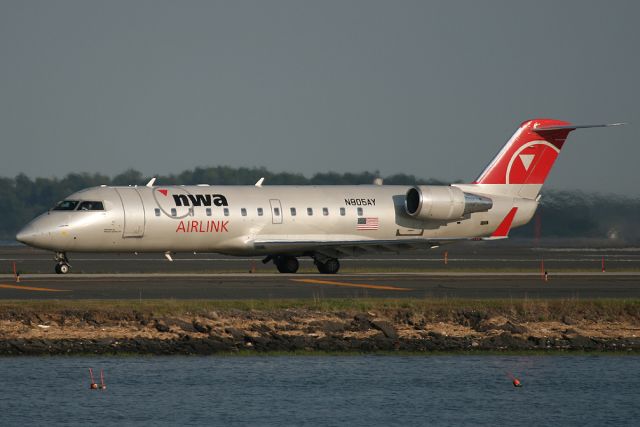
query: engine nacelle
[{"left": 405, "top": 186, "right": 493, "bottom": 221}]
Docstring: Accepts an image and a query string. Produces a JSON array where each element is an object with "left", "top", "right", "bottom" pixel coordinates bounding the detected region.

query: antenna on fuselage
[
  {"left": 146, "top": 177, "right": 156, "bottom": 187},
  {"left": 255, "top": 177, "right": 265, "bottom": 187}
]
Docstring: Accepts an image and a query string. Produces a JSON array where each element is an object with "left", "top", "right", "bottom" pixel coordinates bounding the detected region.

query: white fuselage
[
  {"left": 16, "top": 118, "right": 617, "bottom": 274},
  {"left": 16, "top": 184, "right": 537, "bottom": 256}
]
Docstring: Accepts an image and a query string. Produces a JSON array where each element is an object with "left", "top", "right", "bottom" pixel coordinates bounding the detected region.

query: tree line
[{"left": 1, "top": 167, "right": 638, "bottom": 242}]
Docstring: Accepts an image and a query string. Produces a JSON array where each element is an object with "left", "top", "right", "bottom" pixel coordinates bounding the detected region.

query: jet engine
[{"left": 404, "top": 186, "right": 493, "bottom": 221}]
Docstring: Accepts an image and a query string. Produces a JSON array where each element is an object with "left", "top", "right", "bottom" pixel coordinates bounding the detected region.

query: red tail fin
[{"left": 474, "top": 118, "right": 573, "bottom": 186}]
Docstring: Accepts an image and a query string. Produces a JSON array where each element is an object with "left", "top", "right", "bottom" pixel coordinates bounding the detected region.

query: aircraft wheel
[
  {"left": 275, "top": 256, "right": 299, "bottom": 274},
  {"left": 316, "top": 258, "right": 340, "bottom": 274},
  {"left": 56, "top": 263, "right": 70, "bottom": 274}
]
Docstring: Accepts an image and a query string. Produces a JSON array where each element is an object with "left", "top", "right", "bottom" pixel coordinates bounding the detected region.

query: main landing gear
[
  {"left": 263, "top": 254, "right": 340, "bottom": 274},
  {"left": 314, "top": 257, "right": 340, "bottom": 274},
  {"left": 274, "top": 255, "right": 299, "bottom": 274},
  {"left": 54, "top": 252, "right": 71, "bottom": 274}
]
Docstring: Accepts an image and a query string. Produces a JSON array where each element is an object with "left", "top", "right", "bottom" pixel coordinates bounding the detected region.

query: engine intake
[{"left": 405, "top": 186, "right": 493, "bottom": 221}]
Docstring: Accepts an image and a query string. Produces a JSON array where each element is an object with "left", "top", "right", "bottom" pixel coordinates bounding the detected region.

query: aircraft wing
[{"left": 251, "top": 237, "right": 461, "bottom": 258}]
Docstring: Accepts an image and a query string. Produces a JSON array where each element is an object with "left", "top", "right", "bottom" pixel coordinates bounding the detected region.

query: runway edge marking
[
  {"left": 0, "top": 283, "right": 71, "bottom": 292},
  {"left": 290, "top": 278, "right": 412, "bottom": 291}
]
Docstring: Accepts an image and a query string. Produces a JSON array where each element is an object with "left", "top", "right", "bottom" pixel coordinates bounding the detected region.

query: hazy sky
[{"left": 1, "top": 1, "right": 638, "bottom": 194}]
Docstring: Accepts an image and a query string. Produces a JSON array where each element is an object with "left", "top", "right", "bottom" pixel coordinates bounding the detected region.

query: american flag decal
[{"left": 357, "top": 217, "right": 379, "bottom": 230}]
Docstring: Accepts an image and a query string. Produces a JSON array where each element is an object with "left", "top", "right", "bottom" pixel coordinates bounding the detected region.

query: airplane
[{"left": 15, "top": 118, "right": 622, "bottom": 274}]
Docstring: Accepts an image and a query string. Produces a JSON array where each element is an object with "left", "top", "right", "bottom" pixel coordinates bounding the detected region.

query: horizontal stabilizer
[{"left": 534, "top": 122, "right": 626, "bottom": 132}]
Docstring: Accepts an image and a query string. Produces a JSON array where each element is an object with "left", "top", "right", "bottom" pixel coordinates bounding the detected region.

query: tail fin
[{"left": 472, "top": 119, "right": 623, "bottom": 199}]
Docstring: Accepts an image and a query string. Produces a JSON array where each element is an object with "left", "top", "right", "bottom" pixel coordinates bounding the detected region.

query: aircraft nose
[
  {"left": 16, "top": 225, "right": 37, "bottom": 246},
  {"left": 16, "top": 219, "right": 53, "bottom": 248}
]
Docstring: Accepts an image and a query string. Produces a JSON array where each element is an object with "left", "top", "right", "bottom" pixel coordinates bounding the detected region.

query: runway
[
  {"left": 3, "top": 243, "right": 640, "bottom": 274},
  {"left": 1, "top": 272, "right": 639, "bottom": 300},
  {"left": 1, "top": 244, "right": 639, "bottom": 299}
]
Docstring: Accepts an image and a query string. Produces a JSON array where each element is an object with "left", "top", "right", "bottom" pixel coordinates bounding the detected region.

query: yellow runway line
[
  {"left": 0, "top": 283, "right": 70, "bottom": 292},
  {"left": 291, "top": 278, "right": 411, "bottom": 291}
]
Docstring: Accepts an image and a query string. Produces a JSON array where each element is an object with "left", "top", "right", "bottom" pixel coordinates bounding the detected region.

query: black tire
[
  {"left": 57, "top": 263, "right": 70, "bottom": 274},
  {"left": 275, "top": 256, "right": 299, "bottom": 274},
  {"left": 55, "top": 264, "right": 62, "bottom": 274},
  {"left": 316, "top": 258, "right": 340, "bottom": 274}
]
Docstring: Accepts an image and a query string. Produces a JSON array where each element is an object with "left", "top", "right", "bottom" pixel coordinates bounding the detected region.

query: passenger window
[
  {"left": 53, "top": 200, "right": 79, "bottom": 211},
  {"left": 290, "top": 207, "right": 297, "bottom": 216},
  {"left": 78, "top": 201, "right": 104, "bottom": 211},
  {"left": 154, "top": 208, "right": 161, "bottom": 217},
  {"left": 357, "top": 207, "right": 363, "bottom": 216},
  {"left": 340, "top": 207, "right": 346, "bottom": 216},
  {"left": 274, "top": 207, "right": 280, "bottom": 216},
  {"left": 171, "top": 208, "right": 177, "bottom": 217},
  {"left": 206, "top": 208, "right": 212, "bottom": 216},
  {"left": 241, "top": 208, "right": 247, "bottom": 217},
  {"left": 224, "top": 208, "right": 229, "bottom": 216},
  {"left": 307, "top": 208, "right": 313, "bottom": 216},
  {"left": 257, "top": 208, "right": 263, "bottom": 216},
  {"left": 323, "top": 207, "right": 329, "bottom": 216}
]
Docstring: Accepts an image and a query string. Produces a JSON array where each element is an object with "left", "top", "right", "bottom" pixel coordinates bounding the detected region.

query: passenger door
[
  {"left": 269, "top": 199, "right": 283, "bottom": 224},
  {"left": 116, "top": 188, "right": 146, "bottom": 237}
]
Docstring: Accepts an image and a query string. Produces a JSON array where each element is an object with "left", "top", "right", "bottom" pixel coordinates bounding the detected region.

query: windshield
[
  {"left": 53, "top": 200, "right": 79, "bottom": 211},
  {"left": 78, "top": 201, "right": 104, "bottom": 211}
]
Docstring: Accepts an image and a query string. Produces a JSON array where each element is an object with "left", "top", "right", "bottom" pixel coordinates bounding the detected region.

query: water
[{"left": 0, "top": 355, "right": 638, "bottom": 426}]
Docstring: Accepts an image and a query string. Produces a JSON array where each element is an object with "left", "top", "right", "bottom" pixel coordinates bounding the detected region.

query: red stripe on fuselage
[{"left": 491, "top": 207, "right": 518, "bottom": 237}]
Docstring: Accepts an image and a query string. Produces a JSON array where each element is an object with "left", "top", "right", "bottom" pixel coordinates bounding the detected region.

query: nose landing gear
[{"left": 54, "top": 252, "right": 71, "bottom": 274}]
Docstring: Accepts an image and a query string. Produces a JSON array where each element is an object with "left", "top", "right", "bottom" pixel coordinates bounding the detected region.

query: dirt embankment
[{"left": 1, "top": 301, "right": 640, "bottom": 355}]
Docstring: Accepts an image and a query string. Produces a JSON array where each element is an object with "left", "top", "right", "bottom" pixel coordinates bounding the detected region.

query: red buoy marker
[
  {"left": 506, "top": 371, "right": 523, "bottom": 388},
  {"left": 99, "top": 369, "right": 106, "bottom": 390},
  {"left": 89, "top": 368, "right": 98, "bottom": 390}
]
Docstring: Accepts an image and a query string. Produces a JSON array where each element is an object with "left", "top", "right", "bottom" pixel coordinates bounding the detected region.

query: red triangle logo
[{"left": 158, "top": 189, "right": 168, "bottom": 196}]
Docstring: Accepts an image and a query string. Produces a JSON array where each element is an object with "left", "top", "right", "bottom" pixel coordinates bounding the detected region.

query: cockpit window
[
  {"left": 53, "top": 200, "right": 79, "bottom": 211},
  {"left": 78, "top": 201, "right": 104, "bottom": 211}
]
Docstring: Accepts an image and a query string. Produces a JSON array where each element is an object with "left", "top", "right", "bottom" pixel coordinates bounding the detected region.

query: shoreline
[
  {"left": 1, "top": 299, "right": 639, "bottom": 355},
  {"left": 3, "top": 338, "right": 640, "bottom": 356}
]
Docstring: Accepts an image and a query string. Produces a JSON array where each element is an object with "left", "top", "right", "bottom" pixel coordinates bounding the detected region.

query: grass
[{"left": 1, "top": 298, "right": 639, "bottom": 322}]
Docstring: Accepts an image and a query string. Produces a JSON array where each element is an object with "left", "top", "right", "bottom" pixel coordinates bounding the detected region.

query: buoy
[
  {"left": 99, "top": 369, "right": 106, "bottom": 390},
  {"left": 89, "top": 368, "right": 106, "bottom": 390},
  {"left": 89, "top": 368, "right": 98, "bottom": 390},
  {"left": 506, "top": 371, "right": 522, "bottom": 387}
]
